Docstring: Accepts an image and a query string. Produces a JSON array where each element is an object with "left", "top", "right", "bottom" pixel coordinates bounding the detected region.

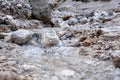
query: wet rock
[
  {"left": 10, "top": 29, "right": 31, "bottom": 45},
  {"left": 29, "top": 0, "right": 52, "bottom": 24},
  {"left": 40, "top": 28, "right": 59, "bottom": 47}
]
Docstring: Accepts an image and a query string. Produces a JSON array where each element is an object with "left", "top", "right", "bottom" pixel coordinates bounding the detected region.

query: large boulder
[
  {"left": 10, "top": 29, "right": 31, "bottom": 45},
  {"left": 29, "top": 0, "right": 52, "bottom": 24}
]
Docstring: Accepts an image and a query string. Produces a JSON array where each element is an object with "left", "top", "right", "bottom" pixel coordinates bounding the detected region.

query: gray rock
[
  {"left": 10, "top": 29, "right": 31, "bottom": 44},
  {"left": 40, "top": 28, "right": 59, "bottom": 47},
  {"left": 29, "top": 0, "right": 52, "bottom": 24},
  {"left": 68, "top": 17, "right": 78, "bottom": 25}
]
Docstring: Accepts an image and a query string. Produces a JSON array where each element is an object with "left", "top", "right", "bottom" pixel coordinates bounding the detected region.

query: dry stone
[
  {"left": 40, "top": 28, "right": 59, "bottom": 48},
  {"left": 10, "top": 29, "right": 31, "bottom": 45}
]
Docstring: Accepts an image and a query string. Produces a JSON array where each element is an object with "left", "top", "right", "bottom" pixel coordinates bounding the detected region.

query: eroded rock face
[
  {"left": 10, "top": 29, "right": 31, "bottom": 45},
  {"left": 29, "top": 0, "right": 52, "bottom": 24}
]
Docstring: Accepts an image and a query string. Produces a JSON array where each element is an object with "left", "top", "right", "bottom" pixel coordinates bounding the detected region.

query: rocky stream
[{"left": 0, "top": 0, "right": 120, "bottom": 80}]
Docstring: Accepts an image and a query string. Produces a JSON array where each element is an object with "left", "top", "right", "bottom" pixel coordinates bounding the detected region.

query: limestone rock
[
  {"left": 40, "top": 28, "right": 59, "bottom": 47},
  {"left": 10, "top": 29, "right": 31, "bottom": 45}
]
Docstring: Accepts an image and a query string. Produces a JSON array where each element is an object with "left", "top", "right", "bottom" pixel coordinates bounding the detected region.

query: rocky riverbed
[{"left": 0, "top": 0, "right": 120, "bottom": 80}]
